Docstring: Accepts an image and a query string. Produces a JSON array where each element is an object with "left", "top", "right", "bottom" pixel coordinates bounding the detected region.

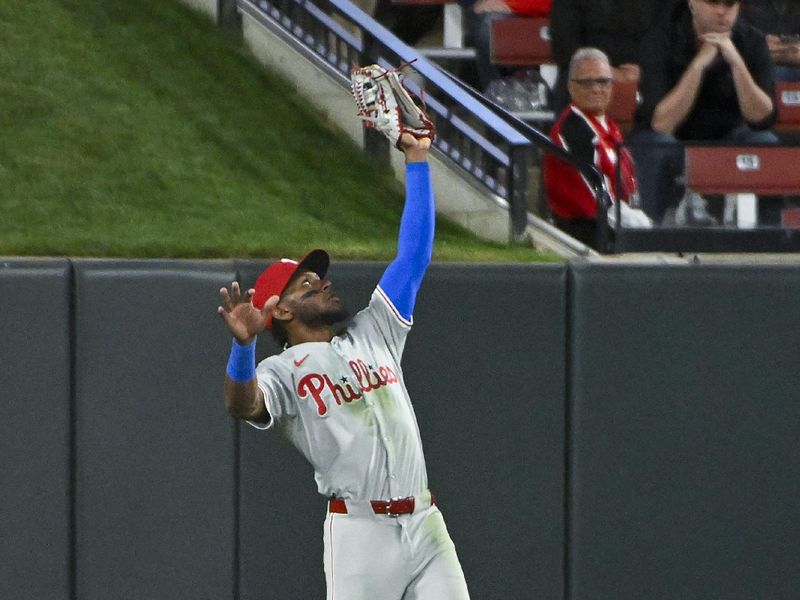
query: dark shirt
[
  {"left": 741, "top": 0, "right": 800, "bottom": 37},
  {"left": 549, "top": 0, "right": 672, "bottom": 110},
  {"left": 635, "top": 1, "right": 777, "bottom": 141},
  {"left": 550, "top": 0, "right": 668, "bottom": 69}
]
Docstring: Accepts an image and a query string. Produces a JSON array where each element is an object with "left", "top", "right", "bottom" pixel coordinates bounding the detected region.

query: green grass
[{"left": 0, "top": 0, "right": 557, "bottom": 261}]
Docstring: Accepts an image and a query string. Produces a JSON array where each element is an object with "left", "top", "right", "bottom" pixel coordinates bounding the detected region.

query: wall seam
[
  {"left": 68, "top": 260, "right": 77, "bottom": 600},
  {"left": 233, "top": 264, "right": 242, "bottom": 600},
  {"left": 562, "top": 266, "right": 573, "bottom": 600}
]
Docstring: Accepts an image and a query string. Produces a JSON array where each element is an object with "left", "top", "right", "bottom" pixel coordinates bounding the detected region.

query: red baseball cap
[{"left": 252, "top": 249, "right": 330, "bottom": 330}]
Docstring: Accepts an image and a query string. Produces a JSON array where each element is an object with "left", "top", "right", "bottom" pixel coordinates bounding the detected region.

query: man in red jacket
[
  {"left": 460, "top": 0, "right": 551, "bottom": 90},
  {"left": 543, "top": 47, "right": 645, "bottom": 249}
]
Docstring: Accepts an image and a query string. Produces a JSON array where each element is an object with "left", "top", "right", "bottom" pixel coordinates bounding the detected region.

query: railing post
[
  {"left": 508, "top": 144, "right": 530, "bottom": 242},
  {"left": 595, "top": 188, "right": 613, "bottom": 253},
  {"left": 363, "top": 126, "right": 390, "bottom": 165},
  {"left": 219, "top": 0, "right": 242, "bottom": 31}
]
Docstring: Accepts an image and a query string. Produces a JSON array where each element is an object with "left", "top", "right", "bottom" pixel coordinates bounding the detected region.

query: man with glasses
[
  {"left": 630, "top": 0, "right": 779, "bottom": 224},
  {"left": 543, "top": 48, "right": 647, "bottom": 249}
]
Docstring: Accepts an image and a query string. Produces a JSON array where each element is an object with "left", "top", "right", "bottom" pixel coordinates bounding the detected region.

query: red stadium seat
[
  {"left": 607, "top": 78, "right": 639, "bottom": 134},
  {"left": 490, "top": 17, "right": 552, "bottom": 66},
  {"left": 775, "top": 81, "right": 800, "bottom": 131},
  {"left": 781, "top": 207, "right": 800, "bottom": 228},
  {"left": 685, "top": 146, "right": 800, "bottom": 195}
]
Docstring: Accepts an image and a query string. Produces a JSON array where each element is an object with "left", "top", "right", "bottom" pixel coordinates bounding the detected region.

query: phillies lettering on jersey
[
  {"left": 251, "top": 287, "right": 427, "bottom": 503},
  {"left": 298, "top": 360, "right": 399, "bottom": 416},
  {"left": 298, "top": 373, "right": 361, "bottom": 416}
]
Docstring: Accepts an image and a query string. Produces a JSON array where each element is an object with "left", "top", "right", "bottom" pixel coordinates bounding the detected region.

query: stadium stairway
[
  {"left": 174, "top": 0, "right": 800, "bottom": 259},
  {"left": 173, "top": 0, "right": 597, "bottom": 258}
]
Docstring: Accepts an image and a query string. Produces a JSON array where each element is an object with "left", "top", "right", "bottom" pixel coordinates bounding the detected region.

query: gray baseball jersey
[{"left": 249, "top": 286, "right": 428, "bottom": 502}]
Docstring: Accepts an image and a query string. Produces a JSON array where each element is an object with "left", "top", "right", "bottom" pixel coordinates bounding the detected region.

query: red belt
[{"left": 329, "top": 494, "right": 435, "bottom": 517}]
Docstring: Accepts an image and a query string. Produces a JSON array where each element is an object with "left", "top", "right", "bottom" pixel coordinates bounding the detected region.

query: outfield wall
[{"left": 2, "top": 259, "right": 799, "bottom": 600}]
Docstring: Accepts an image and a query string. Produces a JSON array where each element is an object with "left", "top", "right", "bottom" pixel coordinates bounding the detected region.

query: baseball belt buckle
[{"left": 386, "top": 496, "right": 414, "bottom": 517}]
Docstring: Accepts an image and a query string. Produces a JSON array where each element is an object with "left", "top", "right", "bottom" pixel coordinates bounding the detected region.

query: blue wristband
[{"left": 226, "top": 339, "right": 256, "bottom": 383}]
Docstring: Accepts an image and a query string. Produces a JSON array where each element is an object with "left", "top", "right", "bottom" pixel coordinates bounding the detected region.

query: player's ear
[{"left": 272, "top": 302, "right": 293, "bottom": 324}]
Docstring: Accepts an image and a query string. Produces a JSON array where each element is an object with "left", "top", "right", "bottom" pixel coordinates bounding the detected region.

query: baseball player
[{"left": 217, "top": 133, "right": 470, "bottom": 599}]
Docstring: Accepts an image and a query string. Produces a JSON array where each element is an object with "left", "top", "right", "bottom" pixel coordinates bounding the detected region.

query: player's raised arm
[
  {"left": 377, "top": 134, "right": 434, "bottom": 321},
  {"left": 217, "top": 281, "right": 275, "bottom": 422},
  {"left": 350, "top": 64, "right": 436, "bottom": 321}
]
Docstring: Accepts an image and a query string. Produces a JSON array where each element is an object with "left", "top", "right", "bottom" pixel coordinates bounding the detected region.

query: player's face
[
  {"left": 690, "top": 0, "right": 740, "bottom": 35},
  {"left": 280, "top": 269, "right": 349, "bottom": 327},
  {"left": 568, "top": 58, "right": 613, "bottom": 116}
]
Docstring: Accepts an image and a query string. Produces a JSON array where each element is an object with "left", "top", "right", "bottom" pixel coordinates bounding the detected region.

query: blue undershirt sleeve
[{"left": 378, "top": 161, "right": 434, "bottom": 320}]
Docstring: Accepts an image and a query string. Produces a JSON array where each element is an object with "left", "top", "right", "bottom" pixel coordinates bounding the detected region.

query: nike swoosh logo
[{"left": 294, "top": 355, "right": 310, "bottom": 367}]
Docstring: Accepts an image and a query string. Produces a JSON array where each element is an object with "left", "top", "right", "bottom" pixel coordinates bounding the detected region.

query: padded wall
[
  {"left": 568, "top": 264, "right": 800, "bottom": 600},
  {"left": 0, "top": 260, "right": 72, "bottom": 600},
  {"left": 7, "top": 258, "right": 799, "bottom": 600},
  {"left": 407, "top": 264, "right": 567, "bottom": 600},
  {"left": 236, "top": 261, "right": 568, "bottom": 600},
  {"left": 72, "top": 260, "right": 237, "bottom": 600}
]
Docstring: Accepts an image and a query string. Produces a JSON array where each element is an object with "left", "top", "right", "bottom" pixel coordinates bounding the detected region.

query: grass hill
[{"left": 0, "top": 0, "right": 555, "bottom": 261}]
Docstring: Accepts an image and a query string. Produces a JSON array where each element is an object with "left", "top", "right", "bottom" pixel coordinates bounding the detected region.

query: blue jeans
[
  {"left": 775, "top": 65, "right": 800, "bottom": 83},
  {"left": 628, "top": 127, "right": 780, "bottom": 222}
]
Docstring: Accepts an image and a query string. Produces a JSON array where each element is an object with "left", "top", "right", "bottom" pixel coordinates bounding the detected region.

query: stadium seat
[
  {"left": 781, "top": 207, "right": 800, "bottom": 228},
  {"left": 607, "top": 78, "right": 639, "bottom": 134},
  {"left": 685, "top": 145, "right": 800, "bottom": 227},
  {"left": 490, "top": 17, "right": 552, "bottom": 66},
  {"left": 775, "top": 81, "right": 800, "bottom": 132},
  {"left": 685, "top": 146, "right": 800, "bottom": 195}
]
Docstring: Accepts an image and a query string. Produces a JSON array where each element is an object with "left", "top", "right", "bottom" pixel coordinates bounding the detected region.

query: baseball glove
[{"left": 350, "top": 64, "right": 435, "bottom": 149}]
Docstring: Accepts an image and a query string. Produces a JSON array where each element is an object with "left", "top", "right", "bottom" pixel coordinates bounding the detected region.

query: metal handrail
[
  {"left": 238, "top": 0, "right": 612, "bottom": 247},
  {"left": 441, "top": 74, "right": 614, "bottom": 249},
  {"left": 238, "top": 0, "right": 537, "bottom": 240}
]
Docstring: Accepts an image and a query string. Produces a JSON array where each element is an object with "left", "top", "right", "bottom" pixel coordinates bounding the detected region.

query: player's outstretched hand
[
  {"left": 217, "top": 281, "right": 278, "bottom": 344},
  {"left": 399, "top": 132, "right": 431, "bottom": 164}
]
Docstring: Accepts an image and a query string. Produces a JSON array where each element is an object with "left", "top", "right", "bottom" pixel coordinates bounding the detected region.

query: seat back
[
  {"left": 607, "top": 78, "right": 639, "bottom": 134},
  {"left": 685, "top": 145, "right": 800, "bottom": 195},
  {"left": 775, "top": 82, "right": 800, "bottom": 130},
  {"left": 490, "top": 17, "right": 552, "bottom": 65}
]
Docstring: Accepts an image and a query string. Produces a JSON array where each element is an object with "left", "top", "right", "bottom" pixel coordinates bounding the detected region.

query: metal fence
[{"left": 238, "top": 0, "right": 543, "bottom": 240}]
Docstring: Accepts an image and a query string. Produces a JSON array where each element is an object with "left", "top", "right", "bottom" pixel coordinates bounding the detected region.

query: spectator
[
  {"left": 544, "top": 48, "right": 649, "bottom": 249},
  {"left": 460, "top": 0, "right": 551, "bottom": 91},
  {"left": 629, "top": 0, "right": 779, "bottom": 223},
  {"left": 741, "top": 0, "right": 800, "bottom": 81},
  {"left": 549, "top": 0, "right": 672, "bottom": 111},
  {"left": 372, "top": 0, "right": 441, "bottom": 48}
]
